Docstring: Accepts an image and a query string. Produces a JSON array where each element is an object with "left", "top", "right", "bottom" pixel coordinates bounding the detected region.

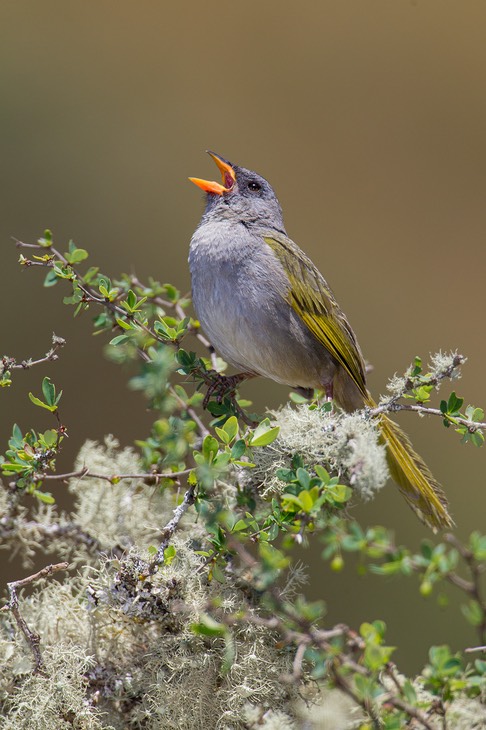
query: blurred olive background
[{"left": 1, "top": 1, "right": 484, "bottom": 674}]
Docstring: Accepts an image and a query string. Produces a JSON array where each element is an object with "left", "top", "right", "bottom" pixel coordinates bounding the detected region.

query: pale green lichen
[
  {"left": 2, "top": 428, "right": 483, "bottom": 729},
  {"left": 1, "top": 532, "right": 305, "bottom": 729},
  {"left": 0, "top": 438, "right": 310, "bottom": 729},
  {"left": 242, "top": 703, "right": 296, "bottom": 729},
  {"left": 0, "top": 643, "right": 106, "bottom": 730},
  {"left": 69, "top": 435, "right": 181, "bottom": 550},
  {"left": 429, "top": 350, "right": 463, "bottom": 381},
  {"left": 384, "top": 372, "right": 408, "bottom": 399},
  {"left": 294, "top": 687, "right": 361, "bottom": 729},
  {"left": 247, "top": 403, "right": 388, "bottom": 501}
]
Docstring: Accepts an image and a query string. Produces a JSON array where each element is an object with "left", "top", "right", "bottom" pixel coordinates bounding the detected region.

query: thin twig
[
  {"left": 464, "top": 645, "right": 486, "bottom": 653},
  {"left": 1, "top": 335, "right": 66, "bottom": 380},
  {"left": 445, "top": 533, "right": 486, "bottom": 644},
  {"left": 380, "top": 691, "right": 435, "bottom": 730},
  {"left": 370, "top": 401, "right": 486, "bottom": 431},
  {"left": 151, "top": 483, "right": 197, "bottom": 569},
  {"left": 1, "top": 561, "right": 70, "bottom": 674},
  {"left": 39, "top": 466, "right": 192, "bottom": 484},
  {"left": 15, "top": 239, "right": 221, "bottom": 433},
  {"left": 128, "top": 274, "right": 218, "bottom": 366}
]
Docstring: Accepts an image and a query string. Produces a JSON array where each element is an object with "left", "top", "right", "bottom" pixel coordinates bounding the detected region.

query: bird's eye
[{"left": 247, "top": 181, "right": 261, "bottom": 192}]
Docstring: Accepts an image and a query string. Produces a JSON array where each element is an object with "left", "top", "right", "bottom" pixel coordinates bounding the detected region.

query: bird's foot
[
  {"left": 202, "top": 372, "right": 252, "bottom": 409},
  {"left": 202, "top": 371, "right": 257, "bottom": 426}
]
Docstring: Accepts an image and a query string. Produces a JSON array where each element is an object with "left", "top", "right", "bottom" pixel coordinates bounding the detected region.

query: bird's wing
[{"left": 263, "top": 232, "right": 368, "bottom": 397}]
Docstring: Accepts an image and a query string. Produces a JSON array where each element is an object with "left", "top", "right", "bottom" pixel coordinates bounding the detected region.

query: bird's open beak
[{"left": 189, "top": 151, "right": 236, "bottom": 195}]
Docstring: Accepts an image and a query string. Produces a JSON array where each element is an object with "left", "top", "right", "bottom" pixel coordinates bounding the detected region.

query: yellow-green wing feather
[
  {"left": 263, "top": 232, "right": 453, "bottom": 531},
  {"left": 263, "top": 233, "right": 367, "bottom": 398}
]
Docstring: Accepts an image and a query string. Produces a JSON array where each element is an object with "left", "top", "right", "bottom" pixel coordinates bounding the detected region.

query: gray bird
[{"left": 189, "top": 151, "right": 452, "bottom": 531}]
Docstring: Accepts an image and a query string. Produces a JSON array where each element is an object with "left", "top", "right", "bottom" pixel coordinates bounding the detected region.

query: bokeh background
[{"left": 1, "top": 1, "right": 484, "bottom": 674}]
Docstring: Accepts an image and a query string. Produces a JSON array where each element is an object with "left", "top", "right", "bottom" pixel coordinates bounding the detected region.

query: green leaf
[
  {"left": 230, "top": 439, "right": 246, "bottom": 460},
  {"left": 127, "top": 289, "right": 136, "bottom": 309},
  {"left": 259, "top": 542, "right": 289, "bottom": 570},
  {"left": 41, "top": 377, "right": 56, "bottom": 406},
  {"left": 475, "top": 659, "right": 486, "bottom": 675},
  {"left": 315, "top": 465, "right": 330, "bottom": 484},
  {"left": 43, "top": 269, "right": 59, "bottom": 287},
  {"left": 215, "top": 426, "right": 230, "bottom": 444},
  {"left": 297, "top": 490, "right": 314, "bottom": 512},
  {"left": 110, "top": 334, "right": 130, "bottom": 346},
  {"left": 191, "top": 614, "right": 227, "bottom": 637},
  {"left": 328, "top": 484, "right": 352, "bottom": 503},
  {"left": 281, "top": 493, "right": 304, "bottom": 511},
  {"left": 37, "top": 229, "right": 53, "bottom": 247},
  {"left": 163, "top": 283, "right": 180, "bottom": 302},
  {"left": 360, "top": 622, "right": 376, "bottom": 640},
  {"left": 470, "top": 407, "right": 484, "bottom": 422},
  {"left": 249, "top": 419, "right": 280, "bottom": 447},
  {"left": 413, "top": 385, "right": 433, "bottom": 403},
  {"left": 11, "top": 424, "right": 24, "bottom": 448},
  {"left": 470, "top": 431, "right": 485, "bottom": 447},
  {"left": 470, "top": 532, "right": 486, "bottom": 561},
  {"left": 447, "top": 391, "right": 463, "bottom": 414},
  {"left": 202, "top": 435, "right": 219, "bottom": 463},
  {"left": 266, "top": 522, "right": 280, "bottom": 541},
  {"left": 420, "top": 540, "right": 433, "bottom": 560},
  {"left": 28, "top": 393, "right": 57, "bottom": 412},
  {"left": 364, "top": 643, "right": 394, "bottom": 671},
  {"left": 66, "top": 247, "right": 89, "bottom": 264},
  {"left": 41, "top": 429, "right": 58, "bottom": 447},
  {"left": 222, "top": 416, "right": 238, "bottom": 442},
  {"left": 276, "top": 468, "right": 294, "bottom": 483},
  {"left": 232, "top": 519, "right": 248, "bottom": 532},
  {"left": 176, "top": 348, "right": 197, "bottom": 370},
  {"left": 461, "top": 599, "right": 483, "bottom": 627},
  {"left": 32, "top": 490, "right": 55, "bottom": 504},
  {"left": 296, "top": 467, "right": 310, "bottom": 490},
  {"left": 116, "top": 318, "right": 133, "bottom": 330},
  {"left": 163, "top": 545, "right": 177, "bottom": 566}
]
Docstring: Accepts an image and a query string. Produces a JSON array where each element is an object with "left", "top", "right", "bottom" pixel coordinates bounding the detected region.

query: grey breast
[{"left": 189, "top": 220, "right": 337, "bottom": 389}]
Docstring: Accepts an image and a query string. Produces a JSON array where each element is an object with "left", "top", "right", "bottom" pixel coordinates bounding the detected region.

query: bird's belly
[{"left": 192, "top": 267, "right": 336, "bottom": 390}]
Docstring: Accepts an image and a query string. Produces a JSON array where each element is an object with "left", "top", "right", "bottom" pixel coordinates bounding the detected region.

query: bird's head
[{"left": 189, "top": 151, "right": 285, "bottom": 231}]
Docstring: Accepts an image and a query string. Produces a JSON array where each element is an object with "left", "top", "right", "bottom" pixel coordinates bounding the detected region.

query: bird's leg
[
  {"left": 321, "top": 381, "right": 335, "bottom": 412},
  {"left": 202, "top": 371, "right": 254, "bottom": 409},
  {"left": 324, "top": 382, "right": 334, "bottom": 402}
]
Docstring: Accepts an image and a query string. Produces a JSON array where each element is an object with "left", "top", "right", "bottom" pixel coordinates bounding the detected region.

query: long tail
[{"left": 365, "top": 394, "right": 454, "bottom": 532}]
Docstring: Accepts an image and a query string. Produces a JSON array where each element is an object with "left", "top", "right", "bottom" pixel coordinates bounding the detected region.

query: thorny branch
[
  {"left": 1, "top": 561, "right": 70, "bottom": 674},
  {"left": 215, "top": 537, "right": 436, "bottom": 730},
  {"left": 367, "top": 351, "right": 486, "bottom": 434},
  {"left": 1, "top": 334, "right": 66, "bottom": 379},
  {"left": 352, "top": 529, "right": 486, "bottom": 645},
  {"left": 14, "top": 238, "right": 246, "bottom": 436},
  {"left": 393, "top": 352, "right": 465, "bottom": 397}
]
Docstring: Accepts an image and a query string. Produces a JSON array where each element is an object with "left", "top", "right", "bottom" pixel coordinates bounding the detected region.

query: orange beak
[{"left": 189, "top": 151, "right": 236, "bottom": 195}]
